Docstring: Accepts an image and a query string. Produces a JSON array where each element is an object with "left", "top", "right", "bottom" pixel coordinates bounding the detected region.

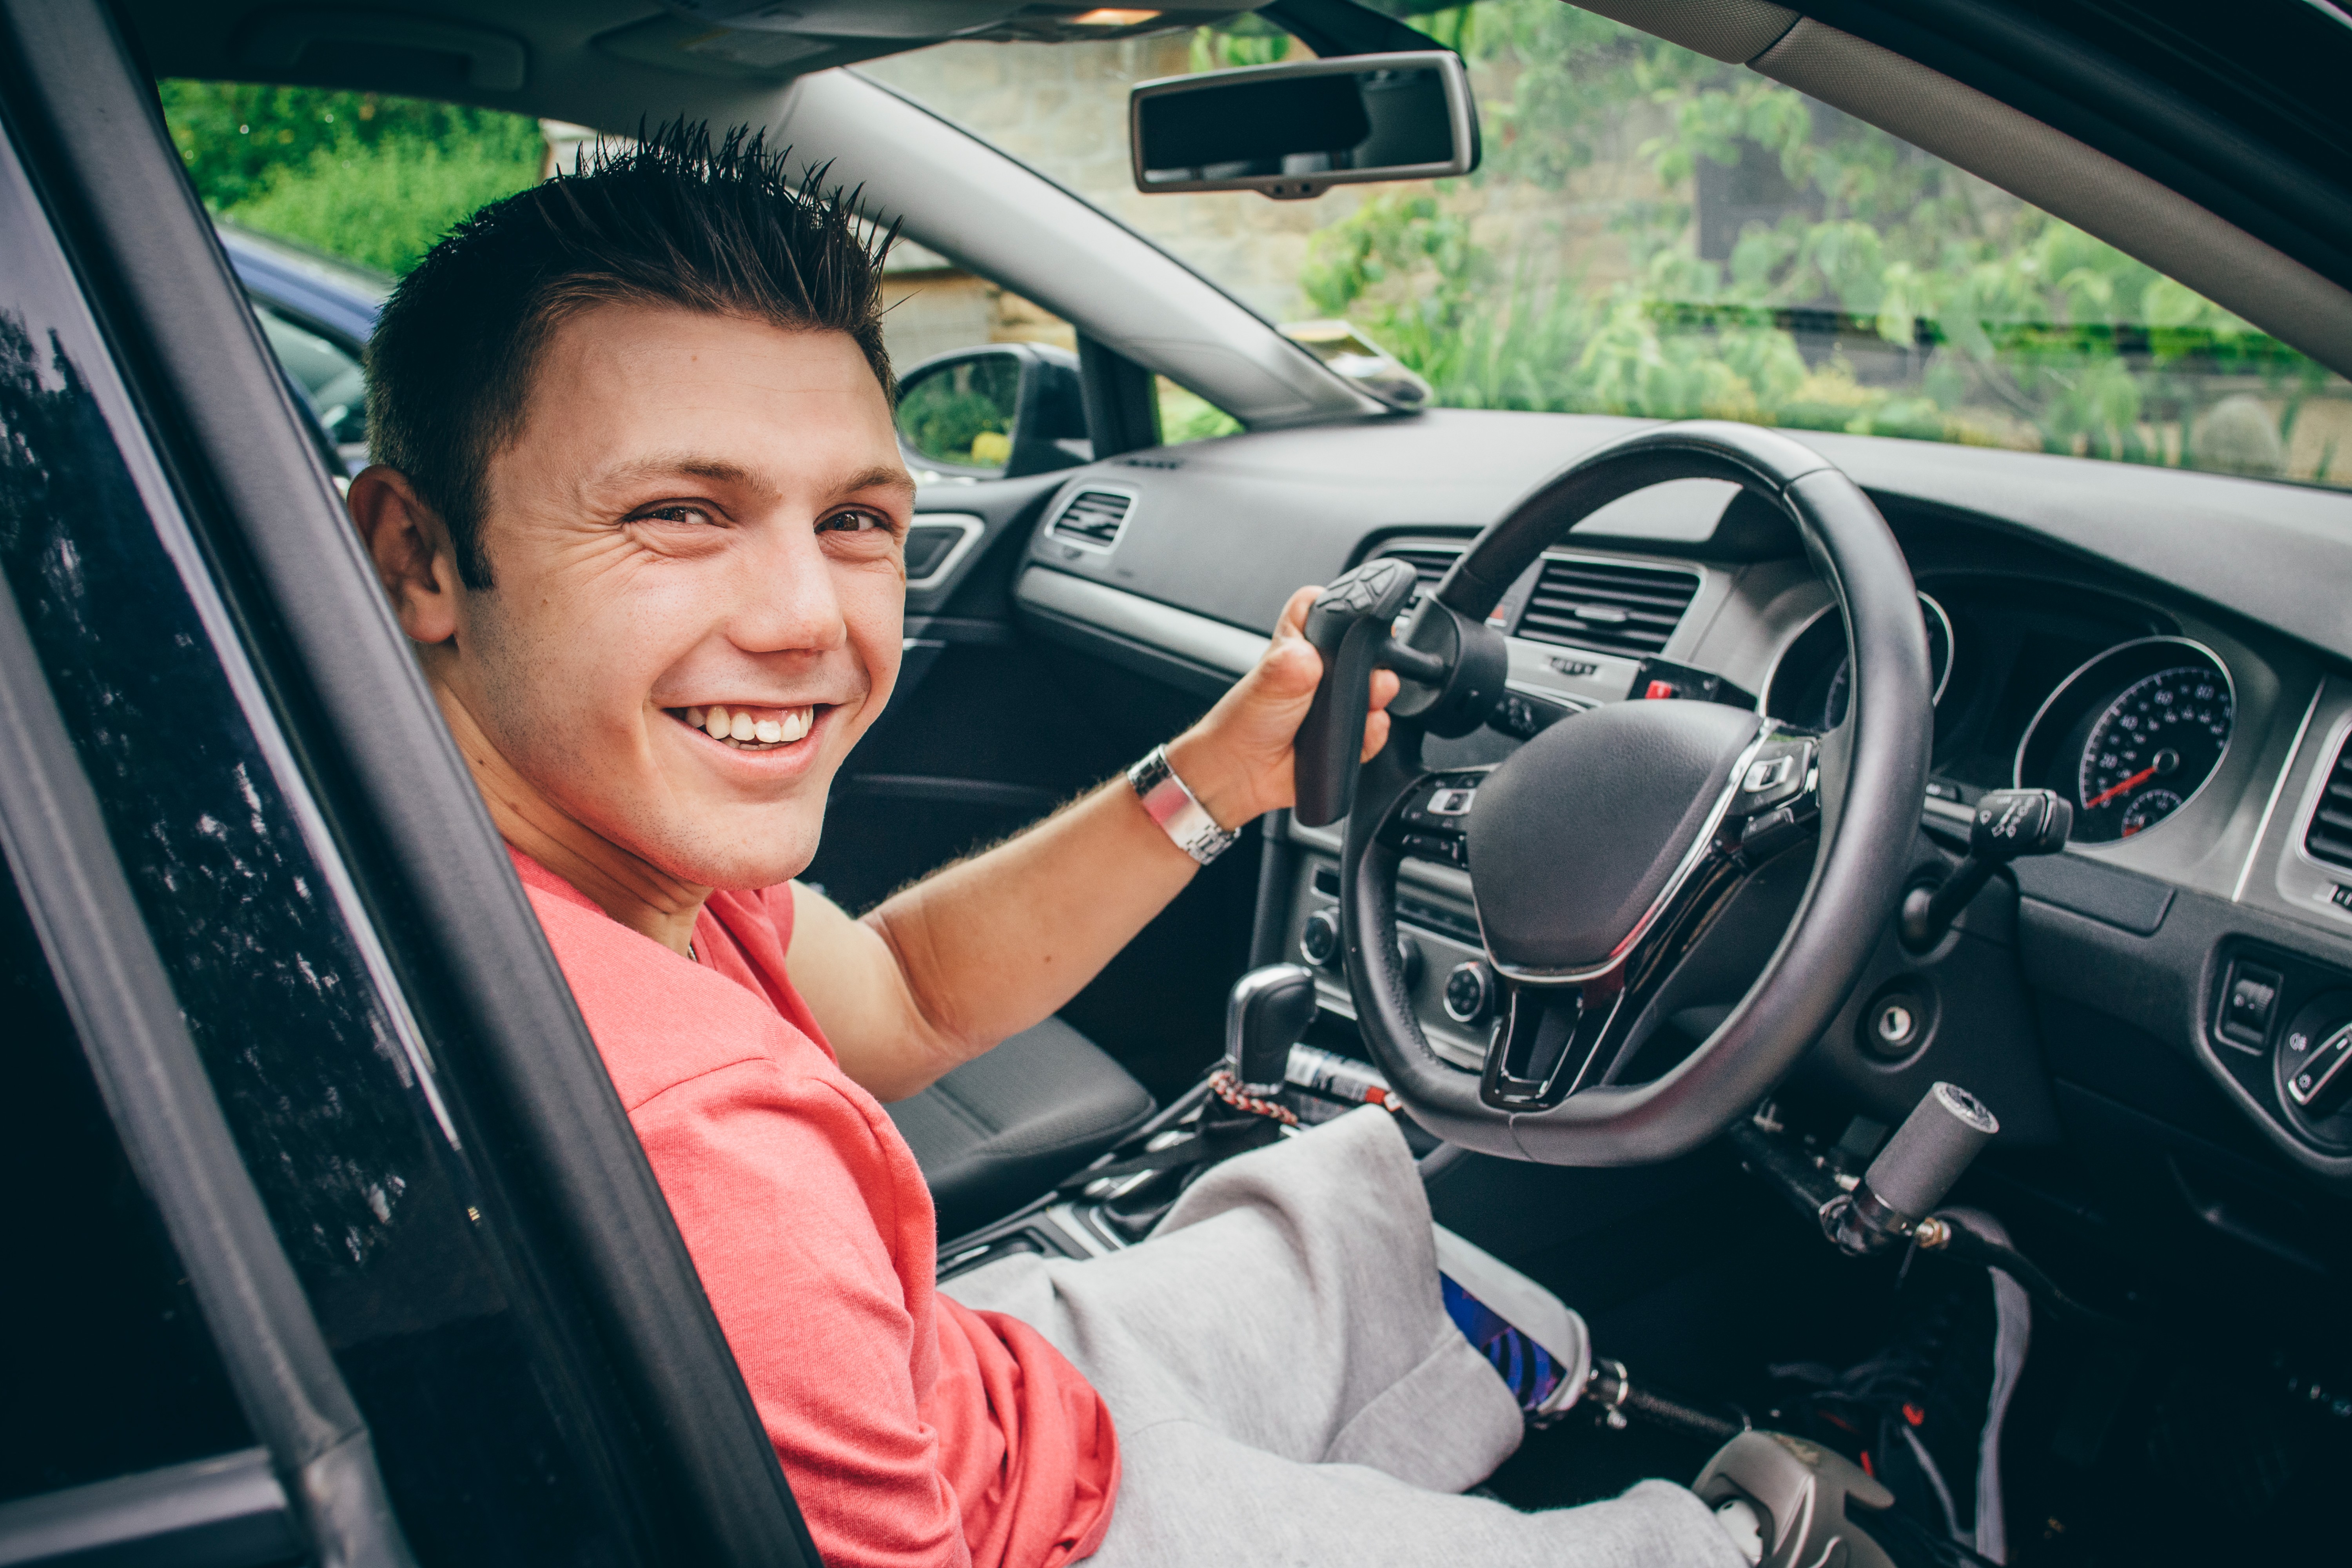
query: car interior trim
[
  {"left": 0, "top": 1448, "right": 300, "bottom": 1568},
  {"left": 2235, "top": 681, "right": 2326, "bottom": 902},
  {"left": 1016, "top": 564, "right": 1270, "bottom": 682},
  {"left": 904, "top": 512, "right": 986, "bottom": 591}
]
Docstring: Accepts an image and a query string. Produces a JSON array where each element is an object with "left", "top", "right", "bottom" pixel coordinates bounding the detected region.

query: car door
[{"left": 0, "top": 4, "right": 819, "bottom": 1563}]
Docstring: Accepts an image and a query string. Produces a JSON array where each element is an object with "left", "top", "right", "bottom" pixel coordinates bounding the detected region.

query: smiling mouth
[{"left": 670, "top": 703, "right": 819, "bottom": 751}]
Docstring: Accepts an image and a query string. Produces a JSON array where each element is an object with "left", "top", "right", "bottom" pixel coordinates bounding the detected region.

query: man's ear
[{"left": 348, "top": 465, "right": 462, "bottom": 645}]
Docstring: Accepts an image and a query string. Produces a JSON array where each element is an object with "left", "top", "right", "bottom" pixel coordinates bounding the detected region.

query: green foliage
[
  {"left": 160, "top": 80, "right": 543, "bottom": 275},
  {"left": 898, "top": 358, "right": 1019, "bottom": 468},
  {"left": 1158, "top": 378, "right": 1243, "bottom": 443},
  {"left": 1292, "top": 0, "right": 2346, "bottom": 485}
]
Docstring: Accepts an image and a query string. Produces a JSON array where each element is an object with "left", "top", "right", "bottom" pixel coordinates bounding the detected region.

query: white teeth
[
  {"left": 705, "top": 705, "right": 730, "bottom": 739},
  {"left": 753, "top": 718, "right": 783, "bottom": 743},
  {"left": 730, "top": 711, "right": 756, "bottom": 742},
  {"left": 686, "top": 706, "right": 706, "bottom": 728},
  {"left": 783, "top": 708, "right": 809, "bottom": 742}
]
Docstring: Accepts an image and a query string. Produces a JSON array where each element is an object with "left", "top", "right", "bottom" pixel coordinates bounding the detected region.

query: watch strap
[{"left": 1127, "top": 745, "right": 1239, "bottom": 866}]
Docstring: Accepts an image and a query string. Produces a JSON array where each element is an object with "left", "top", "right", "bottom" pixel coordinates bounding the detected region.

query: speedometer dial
[
  {"left": 2075, "top": 668, "right": 2232, "bottom": 838},
  {"left": 2014, "top": 637, "right": 2236, "bottom": 846}
]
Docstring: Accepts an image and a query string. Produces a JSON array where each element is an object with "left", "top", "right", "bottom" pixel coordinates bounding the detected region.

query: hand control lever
[
  {"left": 1293, "top": 560, "right": 1449, "bottom": 828},
  {"left": 1828, "top": 1081, "right": 1999, "bottom": 1254},
  {"left": 1223, "top": 964, "right": 1320, "bottom": 1099},
  {"left": 1898, "top": 787, "right": 2070, "bottom": 950}
]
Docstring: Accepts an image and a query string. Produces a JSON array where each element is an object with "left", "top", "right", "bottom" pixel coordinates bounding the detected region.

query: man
[{"left": 350, "top": 125, "right": 1741, "bottom": 1568}]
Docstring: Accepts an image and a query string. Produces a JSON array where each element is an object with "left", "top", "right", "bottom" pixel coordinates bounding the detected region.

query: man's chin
[{"left": 632, "top": 817, "right": 822, "bottom": 895}]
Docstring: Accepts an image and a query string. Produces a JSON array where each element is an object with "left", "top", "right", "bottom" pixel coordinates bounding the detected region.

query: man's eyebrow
[
  {"left": 594, "top": 452, "right": 775, "bottom": 494},
  {"left": 838, "top": 465, "right": 918, "bottom": 498}
]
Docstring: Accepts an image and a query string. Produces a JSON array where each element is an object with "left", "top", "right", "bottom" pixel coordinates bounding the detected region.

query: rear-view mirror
[{"left": 1130, "top": 51, "right": 1477, "bottom": 200}]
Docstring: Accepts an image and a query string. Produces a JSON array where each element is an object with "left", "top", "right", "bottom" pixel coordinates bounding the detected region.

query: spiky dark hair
[{"left": 365, "top": 121, "right": 898, "bottom": 588}]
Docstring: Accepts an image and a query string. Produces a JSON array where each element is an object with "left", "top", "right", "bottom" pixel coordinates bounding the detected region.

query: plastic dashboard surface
[{"left": 1012, "top": 409, "right": 2352, "bottom": 1188}]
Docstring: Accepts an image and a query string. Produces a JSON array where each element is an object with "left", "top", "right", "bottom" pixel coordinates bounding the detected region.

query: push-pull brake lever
[{"left": 1293, "top": 560, "right": 1450, "bottom": 828}]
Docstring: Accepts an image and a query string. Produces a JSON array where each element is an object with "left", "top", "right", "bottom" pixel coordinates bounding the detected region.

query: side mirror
[
  {"left": 894, "top": 343, "right": 1092, "bottom": 481},
  {"left": 1131, "top": 51, "right": 1477, "bottom": 201}
]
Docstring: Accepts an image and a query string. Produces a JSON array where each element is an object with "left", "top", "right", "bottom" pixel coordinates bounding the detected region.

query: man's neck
[{"left": 432, "top": 682, "right": 710, "bottom": 955}]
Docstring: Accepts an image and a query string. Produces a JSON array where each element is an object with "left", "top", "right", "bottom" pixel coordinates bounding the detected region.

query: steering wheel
[{"left": 1293, "top": 423, "right": 1932, "bottom": 1164}]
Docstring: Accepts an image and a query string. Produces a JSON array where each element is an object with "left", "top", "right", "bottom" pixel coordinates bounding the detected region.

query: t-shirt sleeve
[{"left": 629, "top": 1056, "right": 971, "bottom": 1568}]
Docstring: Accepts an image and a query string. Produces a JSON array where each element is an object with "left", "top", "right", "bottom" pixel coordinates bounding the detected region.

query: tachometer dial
[{"left": 2015, "top": 638, "right": 2235, "bottom": 845}]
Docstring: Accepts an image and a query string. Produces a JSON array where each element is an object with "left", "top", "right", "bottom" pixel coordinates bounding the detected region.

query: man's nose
[{"left": 727, "top": 522, "right": 849, "bottom": 653}]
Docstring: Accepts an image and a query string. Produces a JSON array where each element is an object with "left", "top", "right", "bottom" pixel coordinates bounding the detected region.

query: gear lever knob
[
  {"left": 1224, "top": 965, "right": 1319, "bottom": 1098},
  {"left": 1830, "top": 1082, "right": 1999, "bottom": 1255}
]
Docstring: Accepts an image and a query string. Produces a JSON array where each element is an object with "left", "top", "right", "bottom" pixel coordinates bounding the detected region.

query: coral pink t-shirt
[{"left": 510, "top": 849, "right": 1117, "bottom": 1568}]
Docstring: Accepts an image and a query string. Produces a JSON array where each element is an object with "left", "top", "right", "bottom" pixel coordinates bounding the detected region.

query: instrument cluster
[{"left": 1765, "top": 579, "right": 2236, "bottom": 847}]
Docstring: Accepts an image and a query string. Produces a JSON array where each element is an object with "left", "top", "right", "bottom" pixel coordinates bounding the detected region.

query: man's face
[{"left": 438, "top": 302, "right": 913, "bottom": 891}]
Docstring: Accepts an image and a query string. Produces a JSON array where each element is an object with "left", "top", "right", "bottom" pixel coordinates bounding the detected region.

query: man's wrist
[{"left": 1160, "top": 729, "right": 1255, "bottom": 830}]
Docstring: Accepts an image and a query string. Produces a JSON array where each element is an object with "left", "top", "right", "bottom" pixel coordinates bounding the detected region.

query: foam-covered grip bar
[
  {"left": 1293, "top": 559, "right": 1419, "bottom": 828},
  {"left": 1861, "top": 1081, "right": 2000, "bottom": 1222}
]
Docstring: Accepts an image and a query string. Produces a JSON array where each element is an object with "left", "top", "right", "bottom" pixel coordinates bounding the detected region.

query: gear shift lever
[{"left": 1223, "top": 965, "right": 1319, "bottom": 1100}]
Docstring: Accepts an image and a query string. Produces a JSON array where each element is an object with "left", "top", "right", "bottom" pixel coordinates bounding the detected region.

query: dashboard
[{"left": 993, "top": 408, "right": 2352, "bottom": 1209}]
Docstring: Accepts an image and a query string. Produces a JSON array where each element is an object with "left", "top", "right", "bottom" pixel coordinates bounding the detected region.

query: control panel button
[
  {"left": 1299, "top": 907, "right": 1341, "bottom": 969},
  {"left": 2219, "top": 960, "right": 2283, "bottom": 1051},
  {"left": 2287, "top": 1023, "right": 2352, "bottom": 1116},
  {"left": 1443, "top": 960, "right": 1494, "bottom": 1025}
]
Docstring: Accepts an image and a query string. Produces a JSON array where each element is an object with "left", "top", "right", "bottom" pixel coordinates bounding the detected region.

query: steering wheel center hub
[{"left": 1469, "top": 699, "right": 1767, "bottom": 980}]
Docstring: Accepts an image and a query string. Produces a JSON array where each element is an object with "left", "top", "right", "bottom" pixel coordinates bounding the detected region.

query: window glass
[
  {"left": 253, "top": 300, "right": 367, "bottom": 443},
  {"left": 160, "top": 81, "right": 544, "bottom": 276},
  {"left": 0, "top": 866, "right": 253, "bottom": 1502},
  {"left": 860, "top": 1, "right": 2352, "bottom": 489}
]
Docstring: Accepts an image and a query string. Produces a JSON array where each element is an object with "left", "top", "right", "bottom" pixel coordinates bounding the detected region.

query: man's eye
[
  {"left": 637, "top": 504, "right": 715, "bottom": 526},
  {"left": 818, "top": 510, "right": 889, "bottom": 534}
]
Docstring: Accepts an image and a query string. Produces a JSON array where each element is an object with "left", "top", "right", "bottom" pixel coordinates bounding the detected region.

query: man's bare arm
[{"left": 788, "top": 585, "right": 1396, "bottom": 1102}]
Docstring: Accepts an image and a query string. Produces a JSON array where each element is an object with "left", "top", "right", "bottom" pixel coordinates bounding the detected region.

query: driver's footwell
[{"left": 1472, "top": 1162, "right": 2352, "bottom": 1565}]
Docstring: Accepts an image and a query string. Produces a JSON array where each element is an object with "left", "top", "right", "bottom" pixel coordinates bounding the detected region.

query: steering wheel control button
[
  {"left": 2218, "top": 960, "right": 2285, "bottom": 1051},
  {"left": 1299, "top": 907, "right": 1342, "bottom": 969},
  {"left": 1399, "top": 831, "right": 1468, "bottom": 867},
  {"left": 1731, "top": 739, "right": 1813, "bottom": 815},
  {"left": 1443, "top": 960, "right": 1495, "bottom": 1025},
  {"left": 1742, "top": 755, "right": 1795, "bottom": 794},
  {"left": 1428, "top": 786, "right": 1477, "bottom": 816}
]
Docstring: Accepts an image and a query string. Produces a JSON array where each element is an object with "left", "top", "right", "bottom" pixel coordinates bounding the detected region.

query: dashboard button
[
  {"left": 1299, "top": 907, "right": 1341, "bottom": 969},
  {"left": 1443, "top": 960, "right": 1494, "bottom": 1025},
  {"left": 2219, "top": 960, "right": 2284, "bottom": 1050}
]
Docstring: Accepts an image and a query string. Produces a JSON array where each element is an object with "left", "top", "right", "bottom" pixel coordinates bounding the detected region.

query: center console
[{"left": 1279, "top": 817, "right": 1493, "bottom": 1071}]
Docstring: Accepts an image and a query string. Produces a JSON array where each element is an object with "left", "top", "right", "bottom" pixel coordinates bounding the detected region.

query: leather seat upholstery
[{"left": 886, "top": 1015, "right": 1154, "bottom": 1241}]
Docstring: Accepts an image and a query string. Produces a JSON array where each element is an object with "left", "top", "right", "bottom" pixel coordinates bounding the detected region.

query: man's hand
[
  {"left": 794, "top": 583, "right": 1401, "bottom": 1100},
  {"left": 1164, "top": 584, "right": 1401, "bottom": 829}
]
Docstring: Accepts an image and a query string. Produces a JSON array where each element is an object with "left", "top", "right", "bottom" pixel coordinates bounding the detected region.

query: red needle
[{"left": 2085, "top": 764, "right": 2158, "bottom": 810}]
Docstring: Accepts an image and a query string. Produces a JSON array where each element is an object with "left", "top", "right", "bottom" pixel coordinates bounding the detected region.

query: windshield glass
[{"left": 862, "top": 1, "right": 2352, "bottom": 490}]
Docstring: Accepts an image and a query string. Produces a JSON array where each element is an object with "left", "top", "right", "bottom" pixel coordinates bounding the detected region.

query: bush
[{"left": 161, "top": 80, "right": 543, "bottom": 275}]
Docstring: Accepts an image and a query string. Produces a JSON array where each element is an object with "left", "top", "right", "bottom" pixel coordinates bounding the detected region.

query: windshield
[{"left": 862, "top": 1, "right": 2352, "bottom": 490}]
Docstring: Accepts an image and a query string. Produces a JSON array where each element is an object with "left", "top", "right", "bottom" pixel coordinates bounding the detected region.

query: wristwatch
[{"left": 1127, "top": 745, "right": 1240, "bottom": 866}]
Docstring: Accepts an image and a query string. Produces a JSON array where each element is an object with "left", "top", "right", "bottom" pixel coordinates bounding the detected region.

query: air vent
[
  {"left": 2304, "top": 731, "right": 2352, "bottom": 871},
  {"left": 1047, "top": 487, "right": 1136, "bottom": 550},
  {"left": 1373, "top": 542, "right": 1465, "bottom": 613},
  {"left": 1515, "top": 557, "right": 1700, "bottom": 659}
]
